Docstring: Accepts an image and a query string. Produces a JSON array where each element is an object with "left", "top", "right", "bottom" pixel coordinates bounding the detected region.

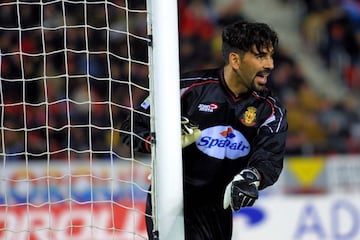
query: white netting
[{"left": 0, "top": 0, "right": 151, "bottom": 239}]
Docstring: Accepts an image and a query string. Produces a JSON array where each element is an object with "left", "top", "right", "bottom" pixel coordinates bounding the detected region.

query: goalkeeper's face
[{"left": 235, "top": 45, "right": 274, "bottom": 92}]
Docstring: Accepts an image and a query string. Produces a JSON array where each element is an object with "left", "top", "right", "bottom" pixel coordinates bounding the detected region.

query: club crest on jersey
[
  {"left": 196, "top": 126, "right": 250, "bottom": 159},
  {"left": 198, "top": 103, "right": 218, "bottom": 113},
  {"left": 240, "top": 106, "right": 257, "bottom": 126}
]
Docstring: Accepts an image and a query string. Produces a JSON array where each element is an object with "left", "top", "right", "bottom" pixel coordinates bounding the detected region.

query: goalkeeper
[{"left": 121, "top": 20, "right": 288, "bottom": 240}]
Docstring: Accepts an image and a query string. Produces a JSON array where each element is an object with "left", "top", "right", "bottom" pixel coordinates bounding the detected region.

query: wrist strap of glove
[{"left": 239, "top": 167, "right": 261, "bottom": 188}]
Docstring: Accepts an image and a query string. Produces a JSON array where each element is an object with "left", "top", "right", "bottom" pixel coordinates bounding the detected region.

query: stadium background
[{"left": 1, "top": 0, "right": 360, "bottom": 239}]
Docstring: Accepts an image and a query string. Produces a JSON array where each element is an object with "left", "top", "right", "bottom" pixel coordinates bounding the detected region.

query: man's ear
[{"left": 229, "top": 52, "right": 240, "bottom": 69}]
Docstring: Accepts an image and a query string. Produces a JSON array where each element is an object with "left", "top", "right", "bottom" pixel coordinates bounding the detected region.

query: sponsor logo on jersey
[
  {"left": 240, "top": 106, "right": 257, "bottom": 126},
  {"left": 198, "top": 103, "right": 218, "bottom": 112},
  {"left": 196, "top": 126, "right": 250, "bottom": 159}
]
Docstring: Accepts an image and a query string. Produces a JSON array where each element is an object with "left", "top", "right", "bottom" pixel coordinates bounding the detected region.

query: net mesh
[{"left": 0, "top": 0, "right": 151, "bottom": 239}]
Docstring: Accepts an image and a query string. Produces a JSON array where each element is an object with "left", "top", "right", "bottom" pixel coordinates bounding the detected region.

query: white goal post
[
  {"left": 0, "top": 0, "right": 183, "bottom": 239},
  {"left": 149, "top": 0, "right": 184, "bottom": 239}
]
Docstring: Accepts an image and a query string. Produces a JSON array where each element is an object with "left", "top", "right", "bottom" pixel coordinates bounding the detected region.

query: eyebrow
[{"left": 252, "top": 47, "right": 274, "bottom": 55}]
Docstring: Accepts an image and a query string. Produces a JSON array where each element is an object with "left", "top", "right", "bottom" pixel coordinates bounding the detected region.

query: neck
[{"left": 223, "top": 65, "right": 247, "bottom": 97}]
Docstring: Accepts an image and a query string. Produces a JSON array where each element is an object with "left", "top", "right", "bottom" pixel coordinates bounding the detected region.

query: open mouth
[
  {"left": 256, "top": 70, "right": 270, "bottom": 86},
  {"left": 255, "top": 74, "right": 267, "bottom": 85}
]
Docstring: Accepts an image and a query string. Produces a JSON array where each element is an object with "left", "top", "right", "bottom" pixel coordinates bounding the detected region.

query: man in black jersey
[{"left": 121, "top": 20, "right": 288, "bottom": 240}]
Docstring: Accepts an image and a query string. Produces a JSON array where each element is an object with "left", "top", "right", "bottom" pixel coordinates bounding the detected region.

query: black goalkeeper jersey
[
  {"left": 179, "top": 68, "right": 287, "bottom": 207},
  {"left": 121, "top": 67, "right": 288, "bottom": 207}
]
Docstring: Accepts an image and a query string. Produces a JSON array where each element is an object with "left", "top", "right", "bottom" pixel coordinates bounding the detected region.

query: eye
[
  {"left": 256, "top": 53, "right": 273, "bottom": 61},
  {"left": 255, "top": 53, "right": 266, "bottom": 59}
]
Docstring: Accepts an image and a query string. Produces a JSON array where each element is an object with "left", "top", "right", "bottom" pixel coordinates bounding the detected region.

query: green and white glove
[
  {"left": 181, "top": 117, "right": 201, "bottom": 148},
  {"left": 223, "top": 167, "right": 261, "bottom": 211}
]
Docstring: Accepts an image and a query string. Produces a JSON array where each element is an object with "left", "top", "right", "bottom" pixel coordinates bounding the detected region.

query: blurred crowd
[
  {"left": 0, "top": 0, "right": 359, "bottom": 161},
  {"left": 293, "top": 0, "right": 360, "bottom": 154},
  {"left": 300, "top": 0, "right": 360, "bottom": 92}
]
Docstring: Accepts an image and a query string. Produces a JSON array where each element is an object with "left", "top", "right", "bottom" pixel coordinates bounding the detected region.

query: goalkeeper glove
[
  {"left": 223, "top": 167, "right": 261, "bottom": 211},
  {"left": 181, "top": 117, "right": 201, "bottom": 148}
]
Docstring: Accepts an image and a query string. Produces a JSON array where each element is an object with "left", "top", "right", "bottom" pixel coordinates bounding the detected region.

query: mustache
[{"left": 256, "top": 68, "right": 271, "bottom": 76}]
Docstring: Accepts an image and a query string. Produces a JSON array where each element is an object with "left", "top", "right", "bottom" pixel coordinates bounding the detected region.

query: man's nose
[{"left": 263, "top": 58, "right": 274, "bottom": 70}]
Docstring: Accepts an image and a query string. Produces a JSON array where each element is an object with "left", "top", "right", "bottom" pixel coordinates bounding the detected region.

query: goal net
[{"left": 0, "top": 0, "right": 183, "bottom": 239}]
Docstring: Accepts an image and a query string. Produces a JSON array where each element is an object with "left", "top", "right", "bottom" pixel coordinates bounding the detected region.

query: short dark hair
[{"left": 221, "top": 21, "right": 279, "bottom": 63}]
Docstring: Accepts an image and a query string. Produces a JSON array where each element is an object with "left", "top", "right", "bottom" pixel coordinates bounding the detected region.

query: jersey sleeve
[
  {"left": 120, "top": 97, "right": 152, "bottom": 153},
  {"left": 249, "top": 97, "right": 288, "bottom": 190}
]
